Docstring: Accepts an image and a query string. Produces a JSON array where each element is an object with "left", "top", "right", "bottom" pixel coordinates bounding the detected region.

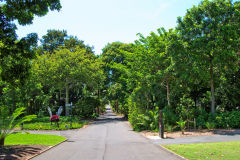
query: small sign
[{"left": 66, "top": 104, "right": 71, "bottom": 107}]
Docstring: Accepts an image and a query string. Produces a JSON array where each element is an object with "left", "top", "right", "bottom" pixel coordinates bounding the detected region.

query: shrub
[
  {"left": 91, "top": 113, "right": 99, "bottom": 119},
  {"left": 176, "top": 120, "right": 186, "bottom": 134},
  {"left": 206, "top": 122, "right": 216, "bottom": 130},
  {"left": 135, "top": 108, "right": 159, "bottom": 131},
  {"left": 165, "top": 124, "right": 176, "bottom": 133},
  {"left": 214, "top": 111, "right": 240, "bottom": 129},
  {"left": 27, "top": 116, "right": 80, "bottom": 123},
  {"left": 163, "top": 106, "right": 177, "bottom": 127},
  {"left": 0, "top": 106, "right": 36, "bottom": 147}
]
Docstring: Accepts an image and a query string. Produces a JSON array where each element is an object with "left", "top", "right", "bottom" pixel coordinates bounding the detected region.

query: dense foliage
[{"left": 101, "top": 0, "right": 240, "bottom": 131}]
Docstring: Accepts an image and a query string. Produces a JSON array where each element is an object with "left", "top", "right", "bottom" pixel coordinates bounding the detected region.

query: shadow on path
[{"left": 213, "top": 129, "right": 240, "bottom": 136}]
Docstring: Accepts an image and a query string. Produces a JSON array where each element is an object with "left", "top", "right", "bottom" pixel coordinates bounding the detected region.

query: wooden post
[
  {"left": 0, "top": 137, "right": 5, "bottom": 147},
  {"left": 70, "top": 102, "right": 73, "bottom": 128},
  {"left": 159, "top": 110, "right": 164, "bottom": 138},
  {"left": 194, "top": 118, "right": 196, "bottom": 130},
  {"left": 65, "top": 83, "right": 70, "bottom": 116}
]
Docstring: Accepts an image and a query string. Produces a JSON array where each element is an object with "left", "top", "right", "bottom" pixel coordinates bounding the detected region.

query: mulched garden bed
[
  {"left": 141, "top": 129, "right": 240, "bottom": 139},
  {"left": 0, "top": 145, "right": 51, "bottom": 160}
]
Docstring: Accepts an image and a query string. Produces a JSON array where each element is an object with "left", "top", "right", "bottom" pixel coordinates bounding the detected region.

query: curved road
[{"left": 33, "top": 106, "right": 182, "bottom": 160}]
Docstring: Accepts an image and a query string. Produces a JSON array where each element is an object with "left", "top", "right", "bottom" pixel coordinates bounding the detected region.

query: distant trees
[{"left": 101, "top": 42, "right": 134, "bottom": 115}]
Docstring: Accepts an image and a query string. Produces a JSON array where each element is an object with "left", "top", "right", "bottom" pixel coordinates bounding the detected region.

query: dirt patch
[
  {"left": 141, "top": 129, "right": 240, "bottom": 139},
  {"left": 0, "top": 145, "right": 51, "bottom": 160}
]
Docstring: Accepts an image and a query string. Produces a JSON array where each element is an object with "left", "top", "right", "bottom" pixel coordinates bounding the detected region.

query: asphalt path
[
  {"left": 33, "top": 106, "right": 182, "bottom": 160},
  {"left": 151, "top": 134, "right": 240, "bottom": 145}
]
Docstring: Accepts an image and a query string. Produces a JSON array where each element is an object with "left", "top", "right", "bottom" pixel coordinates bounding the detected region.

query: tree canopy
[{"left": 0, "top": 0, "right": 62, "bottom": 85}]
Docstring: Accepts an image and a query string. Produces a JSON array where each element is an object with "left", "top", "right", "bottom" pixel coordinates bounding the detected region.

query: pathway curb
[
  {"left": 125, "top": 120, "right": 185, "bottom": 160},
  {"left": 29, "top": 138, "right": 68, "bottom": 160},
  {"left": 160, "top": 145, "right": 187, "bottom": 160}
]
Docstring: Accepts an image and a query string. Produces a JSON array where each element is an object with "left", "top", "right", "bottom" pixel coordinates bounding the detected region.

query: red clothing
[{"left": 50, "top": 115, "right": 60, "bottom": 121}]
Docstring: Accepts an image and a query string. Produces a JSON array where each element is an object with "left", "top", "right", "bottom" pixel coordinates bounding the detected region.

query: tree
[
  {"left": 0, "top": 10, "right": 38, "bottom": 85},
  {"left": 32, "top": 48, "right": 103, "bottom": 116},
  {"left": 40, "top": 29, "right": 94, "bottom": 54},
  {"left": 1, "top": 0, "right": 61, "bottom": 25},
  {"left": 176, "top": 0, "right": 240, "bottom": 114},
  {"left": 135, "top": 28, "right": 175, "bottom": 107},
  {"left": 0, "top": 0, "right": 61, "bottom": 85},
  {"left": 41, "top": 29, "right": 68, "bottom": 53}
]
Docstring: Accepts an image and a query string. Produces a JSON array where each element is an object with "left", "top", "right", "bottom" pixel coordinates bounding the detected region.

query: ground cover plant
[
  {"left": 29, "top": 116, "right": 83, "bottom": 123},
  {"left": 22, "top": 121, "right": 88, "bottom": 130},
  {"left": 164, "top": 141, "right": 240, "bottom": 160},
  {"left": 22, "top": 117, "right": 89, "bottom": 130},
  {"left": 5, "top": 133, "right": 66, "bottom": 146}
]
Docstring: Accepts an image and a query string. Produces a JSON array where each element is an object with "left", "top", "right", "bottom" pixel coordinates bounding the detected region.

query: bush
[
  {"left": 165, "top": 124, "right": 176, "bottom": 133},
  {"left": 128, "top": 97, "right": 139, "bottom": 130},
  {"left": 206, "top": 122, "right": 216, "bottom": 130},
  {"left": 196, "top": 110, "right": 209, "bottom": 128},
  {"left": 91, "top": 113, "right": 99, "bottom": 119},
  {"left": 163, "top": 106, "right": 177, "bottom": 126},
  {"left": 75, "top": 97, "right": 100, "bottom": 118},
  {"left": 135, "top": 108, "right": 159, "bottom": 131},
  {"left": 177, "top": 120, "right": 186, "bottom": 134},
  {"left": 196, "top": 111, "right": 240, "bottom": 129},
  {"left": 214, "top": 111, "right": 240, "bottom": 129},
  {"left": 0, "top": 107, "right": 36, "bottom": 146}
]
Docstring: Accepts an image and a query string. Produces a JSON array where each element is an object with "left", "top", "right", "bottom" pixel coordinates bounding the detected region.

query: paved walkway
[
  {"left": 32, "top": 106, "right": 182, "bottom": 160},
  {"left": 151, "top": 134, "right": 240, "bottom": 145}
]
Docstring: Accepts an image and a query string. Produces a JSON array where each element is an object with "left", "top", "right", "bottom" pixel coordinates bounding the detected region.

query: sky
[{"left": 16, "top": 0, "right": 203, "bottom": 55}]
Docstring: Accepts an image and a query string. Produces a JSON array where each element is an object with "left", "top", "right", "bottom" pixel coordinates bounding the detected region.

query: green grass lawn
[
  {"left": 5, "top": 134, "right": 66, "bottom": 146},
  {"left": 22, "top": 121, "right": 88, "bottom": 130},
  {"left": 164, "top": 141, "right": 240, "bottom": 160}
]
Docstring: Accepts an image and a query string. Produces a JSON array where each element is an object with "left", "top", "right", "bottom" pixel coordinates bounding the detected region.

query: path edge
[
  {"left": 29, "top": 138, "right": 68, "bottom": 160},
  {"left": 160, "top": 145, "right": 187, "bottom": 160},
  {"left": 125, "top": 121, "right": 186, "bottom": 160}
]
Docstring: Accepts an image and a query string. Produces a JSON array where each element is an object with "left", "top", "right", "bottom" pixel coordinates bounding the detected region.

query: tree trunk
[
  {"left": 97, "top": 88, "right": 100, "bottom": 114},
  {"left": 116, "top": 99, "right": 119, "bottom": 113},
  {"left": 65, "top": 83, "right": 70, "bottom": 116},
  {"left": 166, "top": 79, "right": 171, "bottom": 106},
  {"left": 0, "top": 137, "right": 5, "bottom": 147},
  {"left": 210, "top": 61, "right": 215, "bottom": 115}
]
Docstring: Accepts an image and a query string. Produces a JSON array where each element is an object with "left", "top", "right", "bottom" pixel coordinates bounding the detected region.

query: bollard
[{"left": 159, "top": 110, "right": 164, "bottom": 138}]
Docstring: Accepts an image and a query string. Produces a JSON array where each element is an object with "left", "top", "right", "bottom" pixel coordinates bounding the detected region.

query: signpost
[
  {"left": 159, "top": 110, "right": 164, "bottom": 139},
  {"left": 66, "top": 103, "right": 74, "bottom": 128},
  {"left": 65, "top": 103, "right": 71, "bottom": 116}
]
